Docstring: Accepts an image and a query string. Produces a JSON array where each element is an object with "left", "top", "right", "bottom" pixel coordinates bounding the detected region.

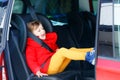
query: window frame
[{"left": 0, "top": 0, "right": 14, "bottom": 54}]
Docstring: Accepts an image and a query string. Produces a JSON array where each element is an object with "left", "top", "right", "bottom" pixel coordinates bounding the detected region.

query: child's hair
[{"left": 27, "top": 20, "right": 41, "bottom": 32}]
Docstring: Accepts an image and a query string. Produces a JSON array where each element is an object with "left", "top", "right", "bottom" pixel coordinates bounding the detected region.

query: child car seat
[{"left": 8, "top": 14, "right": 80, "bottom": 80}]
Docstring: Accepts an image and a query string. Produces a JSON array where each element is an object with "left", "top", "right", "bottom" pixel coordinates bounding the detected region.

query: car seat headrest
[{"left": 19, "top": 14, "right": 53, "bottom": 33}]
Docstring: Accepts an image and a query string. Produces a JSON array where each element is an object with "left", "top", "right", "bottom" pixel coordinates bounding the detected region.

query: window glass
[
  {"left": 98, "top": 0, "right": 120, "bottom": 59},
  {"left": 97, "top": 0, "right": 114, "bottom": 58},
  {"left": 113, "top": 0, "right": 120, "bottom": 58},
  {"left": 12, "top": 0, "right": 23, "bottom": 13},
  {"left": 92, "top": 0, "right": 98, "bottom": 14},
  {"left": 30, "top": 0, "right": 72, "bottom": 23},
  {"left": 30, "top": 0, "right": 72, "bottom": 15}
]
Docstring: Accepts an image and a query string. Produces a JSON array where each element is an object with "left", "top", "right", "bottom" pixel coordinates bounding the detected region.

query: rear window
[
  {"left": 13, "top": 0, "right": 98, "bottom": 23},
  {"left": 12, "top": 0, "right": 23, "bottom": 13}
]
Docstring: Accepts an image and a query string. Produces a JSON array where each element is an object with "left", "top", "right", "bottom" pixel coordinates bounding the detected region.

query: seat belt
[
  {"left": 28, "top": 32, "right": 53, "bottom": 52},
  {"left": 22, "top": 0, "right": 53, "bottom": 52},
  {"left": 22, "top": 0, "right": 38, "bottom": 20}
]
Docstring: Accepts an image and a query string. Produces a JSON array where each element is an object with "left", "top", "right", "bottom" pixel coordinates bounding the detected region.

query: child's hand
[{"left": 36, "top": 71, "right": 48, "bottom": 78}]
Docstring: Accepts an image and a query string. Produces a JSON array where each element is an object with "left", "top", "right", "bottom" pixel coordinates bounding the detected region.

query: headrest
[{"left": 18, "top": 13, "right": 53, "bottom": 33}]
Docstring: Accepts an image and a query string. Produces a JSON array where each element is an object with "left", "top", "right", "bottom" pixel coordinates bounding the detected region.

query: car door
[
  {"left": 0, "top": 0, "right": 14, "bottom": 80},
  {"left": 0, "top": 0, "right": 14, "bottom": 54}
]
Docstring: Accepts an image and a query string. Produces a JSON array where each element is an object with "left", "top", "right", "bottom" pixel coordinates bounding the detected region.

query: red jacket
[{"left": 26, "top": 32, "right": 58, "bottom": 74}]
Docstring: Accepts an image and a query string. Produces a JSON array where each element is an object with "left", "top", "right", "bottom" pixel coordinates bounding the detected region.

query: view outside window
[
  {"left": 12, "top": 0, "right": 23, "bottom": 14},
  {"left": 30, "top": 0, "right": 72, "bottom": 15},
  {"left": 114, "top": 0, "right": 120, "bottom": 58},
  {"left": 97, "top": 0, "right": 113, "bottom": 57},
  {"left": 98, "top": 0, "right": 120, "bottom": 59}
]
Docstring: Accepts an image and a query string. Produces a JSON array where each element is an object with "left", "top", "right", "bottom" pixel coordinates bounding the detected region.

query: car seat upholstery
[
  {"left": 67, "top": 11, "right": 96, "bottom": 78},
  {"left": 67, "top": 11, "right": 96, "bottom": 48},
  {"left": 8, "top": 14, "right": 81, "bottom": 80}
]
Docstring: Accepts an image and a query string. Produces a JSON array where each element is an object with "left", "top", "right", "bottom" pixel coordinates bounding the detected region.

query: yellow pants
[{"left": 47, "top": 47, "right": 93, "bottom": 74}]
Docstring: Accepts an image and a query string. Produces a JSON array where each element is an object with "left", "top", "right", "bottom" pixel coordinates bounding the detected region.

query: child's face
[{"left": 32, "top": 24, "right": 46, "bottom": 40}]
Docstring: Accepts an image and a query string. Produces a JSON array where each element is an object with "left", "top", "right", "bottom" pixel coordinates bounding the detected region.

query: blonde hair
[{"left": 27, "top": 20, "right": 41, "bottom": 32}]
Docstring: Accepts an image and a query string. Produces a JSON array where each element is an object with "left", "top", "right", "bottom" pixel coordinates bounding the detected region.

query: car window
[
  {"left": 31, "top": 0, "right": 72, "bottom": 15},
  {"left": 12, "top": 0, "right": 98, "bottom": 26},
  {"left": 114, "top": 0, "right": 120, "bottom": 59},
  {"left": 97, "top": 0, "right": 120, "bottom": 59},
  {"left": 12, "top": 0, "right": 23, "bottom": 14},
  {"left": 30, "top": 0, "right": 72, "bottom": 24},
  {"left": 97, "top": 0, "right": 113, "bottom": 58}
]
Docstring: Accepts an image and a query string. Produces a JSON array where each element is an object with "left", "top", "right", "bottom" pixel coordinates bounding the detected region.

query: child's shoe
[{"left": 85, "top": 49, "right": 95, "bottom": 65}]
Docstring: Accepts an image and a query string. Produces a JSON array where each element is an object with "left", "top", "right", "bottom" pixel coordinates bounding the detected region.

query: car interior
[{"left": 3, "top": 0, "right": 97, "bottom": 80}]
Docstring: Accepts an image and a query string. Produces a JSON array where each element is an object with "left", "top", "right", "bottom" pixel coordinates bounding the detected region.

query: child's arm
[{"left": 26, "top": 47, "right": 41, "bottom": 74}]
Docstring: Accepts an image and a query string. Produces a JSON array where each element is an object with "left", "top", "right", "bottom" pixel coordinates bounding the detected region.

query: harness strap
[{"left": 28, "top": 31, "right": 53, "bottom": 52}]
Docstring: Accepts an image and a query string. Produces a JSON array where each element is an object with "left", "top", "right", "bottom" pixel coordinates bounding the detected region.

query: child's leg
[
  {"left": 47, "top": 49, "right": 71, "bottom": 74},
  {"left": 47, "top": 47, "right": 93, "bottom": 74},
  {"left": 70, "top": 47, "right": 93, "bottom": 53},
  {"left": 58, "top": 58, "right": 71, "bottom": 73},
  {"left": 54, "top": 47, "right": 92, "bottom": 60},
  {"left": 70, "top": 47, "right": 95, "bottom": 65}
]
